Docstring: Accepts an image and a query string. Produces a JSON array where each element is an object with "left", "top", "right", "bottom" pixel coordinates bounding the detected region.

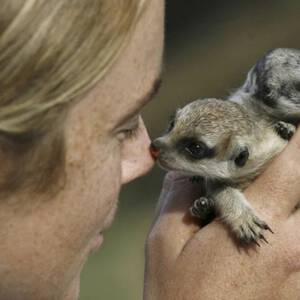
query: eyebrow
[{"left": 142, "top": 77, "right": 162, "bottom": 105}]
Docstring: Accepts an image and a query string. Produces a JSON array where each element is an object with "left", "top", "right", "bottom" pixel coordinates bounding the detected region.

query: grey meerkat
[
  {"left": 151, "top": 98, "right": 294, "bottom": 245},
  {"left": 229, "top": 47, "right": 300, "bottom": 204},
  {"left": 230, "top": 48, "right": 300, "bottom": 126}
]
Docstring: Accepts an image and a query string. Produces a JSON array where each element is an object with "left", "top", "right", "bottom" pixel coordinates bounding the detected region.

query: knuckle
[
  {"left": 275, "top": 229, "right": 300, "bottom": 273},
  {"left": 284, "top": 139, "right": 300, "bottom": 174},
  {"left": 290, "top": 127, "right": 300, "bottom": 150},
  {"left": 253, "top": 153, "right": 300, "bottom": 208},
  {"left": 282, "top": 248, "right": 300, "bottom": 273},
  {"left": 145, "top": 219, "right": 175, "bottom": 258},
  {"left": 146, "top": 224, "right": 167, "bottom": 250}
]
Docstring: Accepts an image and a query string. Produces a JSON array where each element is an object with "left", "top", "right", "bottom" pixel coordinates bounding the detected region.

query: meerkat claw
[
  {"left": 254, "top": 220, "right": 274, "bottom": 234},
  {"left": 252, "top": 237, "right": 261, "bottom": 247},
  {"left": 259, "top": 234, "right": 269, "bottom": 244},
  {"left": 254, "top": 240, "right": 261, "bottom": 247},
  {"left": 264, "top": 224, "right": 274, "bottom": 234}
]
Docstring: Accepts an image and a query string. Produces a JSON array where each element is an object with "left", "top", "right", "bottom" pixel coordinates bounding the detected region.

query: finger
[
  {"left": 152, "top": 171, "right": 177, "bottom": 219},
  {"left": 279, "top": 209, "right": 300, "bottom": 259},
  {"left": 153, "top": 171, "right": 191, "bottom": 220},
  {"left": 245, "top": 126, "right": 300, "bottom": 217},
  {"left": 149, "top": 171, "right": 203, "bottom": 259}
]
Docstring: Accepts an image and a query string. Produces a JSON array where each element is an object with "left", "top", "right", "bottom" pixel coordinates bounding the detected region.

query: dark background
[{"left": 80, "top": 1, "right": 300, "bottom": 299}]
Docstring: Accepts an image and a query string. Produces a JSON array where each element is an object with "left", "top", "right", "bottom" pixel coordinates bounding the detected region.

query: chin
[{"left": 63, "top": 276, "right": 80, "bottom": 300}]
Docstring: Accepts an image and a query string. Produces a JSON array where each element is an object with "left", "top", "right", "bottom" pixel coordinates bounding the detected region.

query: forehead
[
  {"left": 104, "top": 0, "right": 164, "bottom": 121},
  {"left": 72, "top": 0, "right": 164, "bottom": 133}
]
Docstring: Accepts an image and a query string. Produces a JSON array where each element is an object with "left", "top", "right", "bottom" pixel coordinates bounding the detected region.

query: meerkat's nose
[{"left": 150, "top": 140, "right": 161, "bottom": 159}]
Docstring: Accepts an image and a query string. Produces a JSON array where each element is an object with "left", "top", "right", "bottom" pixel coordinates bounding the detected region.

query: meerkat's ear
[
  {"left": 226, "top": 137, "right": 249, "bottom": 167},
  {"left": 233, "top": 147, "right": 249, "bottom": 167}
]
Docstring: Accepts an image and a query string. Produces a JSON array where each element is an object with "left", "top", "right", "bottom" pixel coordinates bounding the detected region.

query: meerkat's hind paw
[
  {"left": 274, "top": 121, "right": 296, "bottom": 141},
  {"left": 190, "top": 196, "right": 214, "bottom": 221}
]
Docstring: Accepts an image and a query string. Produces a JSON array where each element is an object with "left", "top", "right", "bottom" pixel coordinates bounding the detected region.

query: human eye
[
  {"left": 117, "top": 115, "right": 141, "bottom": 141},
  {"left": 122, "top": 125, "right": 140, "bottom": 139}
]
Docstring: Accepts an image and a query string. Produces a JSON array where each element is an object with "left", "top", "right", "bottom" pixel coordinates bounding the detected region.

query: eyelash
[{"left": 123, "top": 126, "right": 140, "bottom": 140}]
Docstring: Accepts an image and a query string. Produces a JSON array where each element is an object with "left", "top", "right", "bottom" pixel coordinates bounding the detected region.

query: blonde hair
[{"left": 0, "top": 0, "right": 147, "bottom": 199}]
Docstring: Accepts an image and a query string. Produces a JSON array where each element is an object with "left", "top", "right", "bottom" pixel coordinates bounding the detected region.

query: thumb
[
  {"left": 245, "top": 126, "right": 300, "bottom": 217},
  {"left": 149, "top": 171, "right": 203, "bottom": 259}
]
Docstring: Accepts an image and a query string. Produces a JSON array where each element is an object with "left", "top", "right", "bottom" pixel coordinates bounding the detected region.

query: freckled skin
[{"left": 0, "top": 0, "right": 164, "bottom": 299}]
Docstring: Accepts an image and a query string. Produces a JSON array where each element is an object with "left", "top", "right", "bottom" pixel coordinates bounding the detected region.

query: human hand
[{"left": 144, "top": 130, "right": 300, "bottom": 300}]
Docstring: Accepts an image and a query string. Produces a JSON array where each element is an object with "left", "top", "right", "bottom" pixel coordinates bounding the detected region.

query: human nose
[{"left": 121, "top": 117, "right": 155, "bottom": 184}]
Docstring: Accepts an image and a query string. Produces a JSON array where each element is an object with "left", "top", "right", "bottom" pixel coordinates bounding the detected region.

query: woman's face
[{"left": 0, "top": 0, "right": 164, "bottom": 299}]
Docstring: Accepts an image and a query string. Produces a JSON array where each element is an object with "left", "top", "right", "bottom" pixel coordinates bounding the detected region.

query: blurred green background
[{"left": 80, "top": 1, "right": 300, "bottom": 299}]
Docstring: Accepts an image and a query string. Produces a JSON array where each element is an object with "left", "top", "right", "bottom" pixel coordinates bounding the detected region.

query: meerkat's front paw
[
  {"left": 190, "top": 197, "right": 214, "bottom": 222},
  {"left": 229, "top": 209, "right": 273, "bottom": 246},
  {"left": 274, "top": 121, "right": 295, "bottom": 140}
]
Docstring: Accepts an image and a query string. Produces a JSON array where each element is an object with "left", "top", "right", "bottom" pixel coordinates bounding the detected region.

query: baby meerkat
[{"left": 151, "top": 98, "right": 295, "bottom": 245}]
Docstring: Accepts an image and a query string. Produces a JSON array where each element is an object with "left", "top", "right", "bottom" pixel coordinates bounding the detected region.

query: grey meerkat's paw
[
  {"left": 274, "top": 121, "right": 296, "bottom": 141},
  {"left": 228, "top": 208, "right": 274, "bottom": 246},
  {"left": 190, "top": 196, "right": 214, "bottom": 221}
]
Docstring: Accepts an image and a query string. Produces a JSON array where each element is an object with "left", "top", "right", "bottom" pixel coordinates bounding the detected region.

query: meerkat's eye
[
  {"left": 182, "top": 139, "right": 206, "bottom": 159},
  {"left": 234, "top": 148, "right": 249, "bottom": 167},
  {"left": 177, "top": 138, "right": 215, "bottom": 160}
]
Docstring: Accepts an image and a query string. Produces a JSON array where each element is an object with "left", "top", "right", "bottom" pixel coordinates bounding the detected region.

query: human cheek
[
  {"left": 65, "top": 136, "right": 122, "bottom": 235},
  {"left": 121, "top": 118, "right": 154, "bottom": 184}
]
